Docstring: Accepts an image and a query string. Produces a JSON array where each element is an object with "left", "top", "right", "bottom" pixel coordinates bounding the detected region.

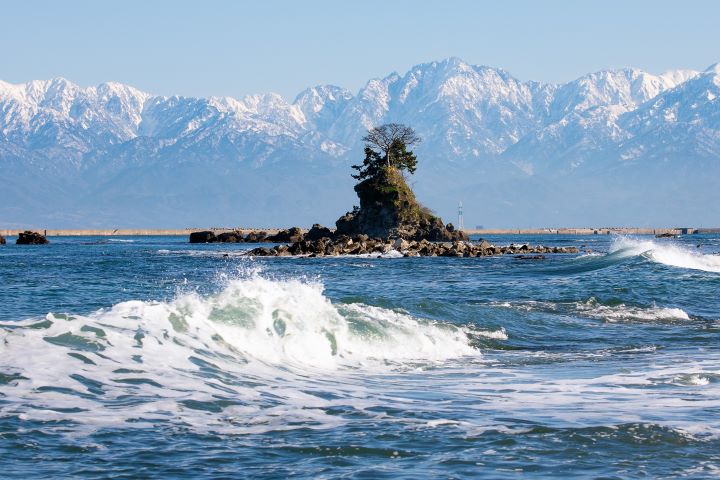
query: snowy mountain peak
[
  {"left": 0, "top": 59, "right": 711, "bottom": 158},
  {"left": 293, "top": 85, "right": 353, "bottom": 134},
  {"left": 0, "top": 57, "right": 720, "bottom": 228},
  {"left": 1, "top": 58, "right": 719, "bottom": 228},
  {"left": 704, "top": 62, "right": 720, "bottom": 74}
]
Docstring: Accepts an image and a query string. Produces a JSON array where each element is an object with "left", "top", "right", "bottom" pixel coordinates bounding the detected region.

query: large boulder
[
  {"left": 248, "top": 247, "right": 274, "bottom": 256},
  {"left": 216, "top": 231, "right": 244, "bottom": 243},
  {"left": 244, "top": 231, "right": 268, "bottom": 243},
  {"left": 267, "top": 227, "right": 304, "bottom": 243},
  {"left": 16, "top": 231, "right": 49, "bottom": 245},
  {"left": 190, "top": 230, "right": 250, "bottom": 243},
  {"left": 189, "top": 231, "right": 217, "bottom": 243},
  {"left": 305, "top": 224, "right": 334, "bottom": 241},
  {"left": 334, "top": 212, "right": 357, "bottom": 236},
  {"left": 427, "top": 225, "right": 469, "bottom": 242}
]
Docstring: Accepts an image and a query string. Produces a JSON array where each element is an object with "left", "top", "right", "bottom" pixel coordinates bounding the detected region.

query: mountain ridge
[{"left": 1, "top": 57, "right": 718, "bottom": 228}]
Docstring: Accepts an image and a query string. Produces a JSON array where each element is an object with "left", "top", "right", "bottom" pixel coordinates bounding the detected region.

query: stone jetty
[{"left": 244, "top": 235, "right": 578, "bottom": 258}]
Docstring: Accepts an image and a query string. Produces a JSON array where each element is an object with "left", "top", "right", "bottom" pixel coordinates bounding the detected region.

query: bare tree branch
[{"left": 362, "top": 123, "right": 421, "bottom": 166}]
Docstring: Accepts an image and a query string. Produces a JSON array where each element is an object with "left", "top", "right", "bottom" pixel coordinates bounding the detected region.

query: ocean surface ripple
[{"left": 1, "top": 234, "right": 719, "bottom": 478}]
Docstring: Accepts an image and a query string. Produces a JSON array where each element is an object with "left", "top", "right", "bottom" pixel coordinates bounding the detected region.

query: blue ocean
[{"left": 1, "top": 234, "right": 719, "bottom": 478}]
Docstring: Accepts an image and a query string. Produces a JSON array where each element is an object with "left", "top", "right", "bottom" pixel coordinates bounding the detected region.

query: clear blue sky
[{"left": 2, "top": 0, "right": 718, "bottom": 100}]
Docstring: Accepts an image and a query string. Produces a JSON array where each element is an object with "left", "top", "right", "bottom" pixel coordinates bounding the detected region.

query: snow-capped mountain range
[{"left": 2, "top": 57, "right": 719, "bottom": 228}]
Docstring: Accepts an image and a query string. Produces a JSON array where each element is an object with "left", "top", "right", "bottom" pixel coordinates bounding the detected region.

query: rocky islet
[{"left": 15, "top": 231, "right": 49, "bottom": 245}]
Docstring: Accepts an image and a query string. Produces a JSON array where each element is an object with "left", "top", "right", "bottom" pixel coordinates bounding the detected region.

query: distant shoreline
[{"left": 2, "top": 227, "right": 719, "bottom": 237}]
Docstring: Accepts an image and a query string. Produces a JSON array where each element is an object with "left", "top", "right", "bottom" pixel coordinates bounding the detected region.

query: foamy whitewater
[
  {"left": 610, "top": 235, "right": 720, "bottom": 273},
  {"left": 1, "top": 233, "right": 719, "bottom": 478}
]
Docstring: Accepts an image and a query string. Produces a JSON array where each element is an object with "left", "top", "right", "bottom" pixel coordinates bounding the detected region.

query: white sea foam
[
  {"left": 490, "top": 298, "right": 690, "bottom": 322},
  {"left": 356, "top": 250, "right": 405, "bottom": 259},
  {"left": 3, "top": 276, "right": 480, "bottom": 369},
  {"left": 671, "top": 373, "right": 711, "bottom": 386},
  {"left": 576, "top": 298, "right": 690, "bottom": 322},
  {"left": 0, "top": 274, "right": 488, "bottom": 431},
  {"left": 610, "top": 236, "right": 720, "bottom": 273},
  {"left": 156, "top": 249, "right": 250, "bottom": 257}
]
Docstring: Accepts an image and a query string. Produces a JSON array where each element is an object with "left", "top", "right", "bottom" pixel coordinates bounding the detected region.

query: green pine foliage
[
  {"left": 351, "top": 139, "right": 418, "bottom": 181},
  {"left": 351, "top": 147, "right": 384, "bottom": 181}
]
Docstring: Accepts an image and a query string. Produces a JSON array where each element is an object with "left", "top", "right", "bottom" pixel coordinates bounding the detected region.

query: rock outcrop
[
  {"left": 16, "top": 231, "right": 49, "bottom": 245},
  {"left": 335, "top": 167, "right": 466, "bottom": 241},
  {"left": 267, "top": 227, "right": 304, "bottom": 243},
  {"left": 215, "top": 231, "right": 245, "bottom": 243},
  {"left": 189, "top": 231, "right": 217, "bottom": 243},
  {"left": 190, "top": 229, "right": 312, "bottom": 244},
  {"left": 189, "top": 230, "right": 270, "bottom": 243},
  {"left": 248, "top": 235, "right": 578, "bottom": 258},
  {"left": 244, "top": 231, "right": 268, "bottom": 243},
  {"left": 305, "top": 224, "right": 334, "bottom": 241}
]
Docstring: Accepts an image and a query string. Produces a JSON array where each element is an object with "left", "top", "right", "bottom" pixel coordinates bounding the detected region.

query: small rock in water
[
  {"left": 189, "top": 231, "right": 216, "bottom": 243},
  {"left": 16, "top": 231, "right": 49, "bottom": 245}
]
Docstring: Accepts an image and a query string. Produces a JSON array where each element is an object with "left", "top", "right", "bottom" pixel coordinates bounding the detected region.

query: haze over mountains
[{"left": 1, "top": 57, "right": 718, "bottom": 228}]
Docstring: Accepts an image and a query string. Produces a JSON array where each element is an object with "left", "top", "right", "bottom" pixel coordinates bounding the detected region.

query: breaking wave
[
  {"left": 0, "top": 273, "right": 491, "bottom": 432},
  {"left": 610, "top": 237, "right": 720, "bottom": 273}
]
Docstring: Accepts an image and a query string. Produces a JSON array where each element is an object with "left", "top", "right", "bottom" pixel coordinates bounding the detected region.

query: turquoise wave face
[{"left": 1, "top": 234, "right": 719, "bottom": 478}]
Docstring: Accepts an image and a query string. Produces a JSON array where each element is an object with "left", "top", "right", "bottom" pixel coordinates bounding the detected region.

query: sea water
[{"left": 1, "top": 234, "right": 719, "bottom": 478}]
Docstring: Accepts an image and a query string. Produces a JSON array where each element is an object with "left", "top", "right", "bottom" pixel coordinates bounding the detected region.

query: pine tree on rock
[
  {"left": 338, "top": 124, "right": 466, "bottom": 241},
  {"left": 352, "top": 123, "right": 421, "bottom": 181}
]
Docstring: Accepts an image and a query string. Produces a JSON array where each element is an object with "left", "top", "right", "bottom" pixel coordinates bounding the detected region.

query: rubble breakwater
[
  {"left": 189, "top": 226, "right": 579, "bottom": 258},
  {"left": 243, "top": 234, "right": 578, "bottom": 258}
]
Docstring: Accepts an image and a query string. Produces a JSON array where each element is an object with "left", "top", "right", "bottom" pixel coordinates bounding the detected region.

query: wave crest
[
  {"left": 0, "top": 274, "right": 489, "bottom": 431},
  {"left": 3, "top": 275, "right": 481, "bottom": 372},
  {"left": 610, "top": 237, "right": 720, "bottom": 273}
]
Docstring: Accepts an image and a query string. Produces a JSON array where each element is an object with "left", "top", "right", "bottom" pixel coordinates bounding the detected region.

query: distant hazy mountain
[{"left": 1, "top": 57, "right": 718, "bottom": 228}]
